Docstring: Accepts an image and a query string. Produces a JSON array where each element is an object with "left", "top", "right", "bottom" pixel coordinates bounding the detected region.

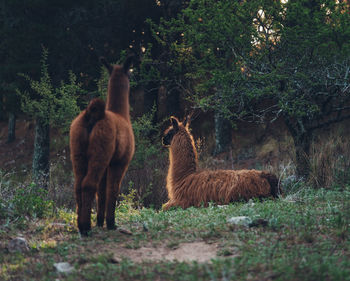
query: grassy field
[{"left": 1, "top": 184, "right": 350, "bottom": 281}]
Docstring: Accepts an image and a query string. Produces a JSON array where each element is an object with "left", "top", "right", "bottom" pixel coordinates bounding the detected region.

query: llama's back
[
  {"left": 90, "top": 111, "right": 135, "bottom": 165},
  {"left": 172, "top": 169, "right": 276, "bottom": 207}
]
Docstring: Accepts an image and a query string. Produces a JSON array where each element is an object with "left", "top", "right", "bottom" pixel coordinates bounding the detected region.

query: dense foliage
[
  {"left": 1, "top": 0, "right": 350, "bottom": 190},
  {"left": 151, "top": 0, "right": 350, "bottom": 178}
]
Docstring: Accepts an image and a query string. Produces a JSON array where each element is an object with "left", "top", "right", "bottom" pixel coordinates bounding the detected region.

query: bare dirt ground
[{"left": 109, "top": 242, "right": 220, "bottom": 263}]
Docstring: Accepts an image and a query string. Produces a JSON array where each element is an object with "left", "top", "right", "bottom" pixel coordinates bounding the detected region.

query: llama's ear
[
  {"left": 123, "top": 55, "right": 135, "bottom": 73},
  {"left": 170, "top": 116, "right": 179, "bottom": 131},
  {"left": 183, "top": 115, "right": 191, "bottom": 128},
  {"left": 100, "top": 57, "right": 113, "bottom": 75}
]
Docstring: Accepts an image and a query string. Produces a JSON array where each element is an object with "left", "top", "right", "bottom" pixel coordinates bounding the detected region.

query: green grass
[{"left": 1, "top": 186, "right": 350, "bottom": 281}]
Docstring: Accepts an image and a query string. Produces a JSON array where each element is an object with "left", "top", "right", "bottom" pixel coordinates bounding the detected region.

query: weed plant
[
  {"left": 0, "top": 175, "right": 54, "bottom": 232},
  {"left": 309, "top": 134, "right": 350, "bottom": 189},
  {"left": 1, "top": 176, "right": 350, "bottom": 281}
]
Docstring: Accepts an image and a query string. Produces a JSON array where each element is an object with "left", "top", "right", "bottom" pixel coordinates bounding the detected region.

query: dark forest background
[{"left": 1, "top": 0, "right": 350, "bottom": 208}]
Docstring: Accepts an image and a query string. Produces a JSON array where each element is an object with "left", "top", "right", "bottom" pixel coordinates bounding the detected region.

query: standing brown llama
[
  {"left": 70, "top": 56, "right": 135, "bottom": 236},
  {"left": 162, "top": 116, "right": 282, "bottom": 210}
]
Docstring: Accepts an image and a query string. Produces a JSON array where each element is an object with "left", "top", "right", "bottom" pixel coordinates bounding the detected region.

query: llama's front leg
[
  {"left": 105, "top": 164, "right": 127, "bottom": 230},
  {"left": 162, "top": 200, "right": 178, "bottom": 211},
  {"left": 96, "top": 171, "right": 107, "bottom": 227}
]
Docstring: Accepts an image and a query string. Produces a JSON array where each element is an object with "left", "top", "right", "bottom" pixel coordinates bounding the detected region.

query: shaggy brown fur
[
  {"left": 70, "top": 56, "right": 135, "bottom": 236},
  {"left": 162, "top": 116, "right": 282, "bottom": 210}
]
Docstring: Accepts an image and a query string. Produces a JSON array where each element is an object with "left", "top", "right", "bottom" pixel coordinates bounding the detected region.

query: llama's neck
[
  {"left": 106, "top": 75, "right": 130, "bottom": 121},
  {"left": 168, "top": 130, "right": 197, "bottom": 187}
]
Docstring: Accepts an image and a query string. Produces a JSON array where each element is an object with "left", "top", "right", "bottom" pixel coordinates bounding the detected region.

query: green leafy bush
[
  {"left": 12, "top": 183, "right": 54, "bottom": 219},
  {"left": 17, "top": 47, "right": 82, "bottom": 131},
  {"left": 0, "top": 174, "right": 54, "bottom": 224}
]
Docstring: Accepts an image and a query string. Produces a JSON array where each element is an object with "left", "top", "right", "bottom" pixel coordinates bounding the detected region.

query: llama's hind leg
[
  {"left": 96, "top": 171, "right": 107, "bottom": 227},
  {"left": 105, "top": 164, "right": 127, "bottom": 230},
  {"left": 79, "top": 125, "right": 115, "bottom": 236},
  {"left": 80, "top": 160, "right": 110, "bottom": 236},
  {"left": 74, "top": 174, "right": 84, "bottom": 232},
  {"left": 79, "top": 186, "right": 94, "bottom": 236},
  {"left": 71, "top": 155, "right": 88, "bottom": 233}
]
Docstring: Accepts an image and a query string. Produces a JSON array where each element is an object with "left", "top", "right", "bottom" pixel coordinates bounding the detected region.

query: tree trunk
[
  {"left": 291, "top": 131, "right": 312, "bottom": 180},
  {"left": 32, "top": 118, "right": 50, "bottom": 189},
  {"left": 0, "top": 92, "right": 4, "bottom": 121},
  {"left": 214, "top": 111, "right": 232, "bottom": 155},
  {"left": 286, "top": 122, "right": 312, "bottom": 180},
  {"left": 7, "top": 112, "right": 16, "bottom": 143},
  {"left": 284, "top": 117, "right": 313, "bottom": 180}
]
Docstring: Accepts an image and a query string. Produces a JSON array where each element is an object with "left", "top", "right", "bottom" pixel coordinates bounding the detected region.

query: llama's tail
[
  {"left": 261, "top": 172, "right": 282, "bottom": 198},
  {"left": 84, "top": 98, "right": 106, "bottom": 132}
]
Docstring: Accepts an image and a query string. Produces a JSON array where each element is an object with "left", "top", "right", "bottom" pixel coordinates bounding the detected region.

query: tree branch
[{"left": 309, "top": 114, "right": 350, "bottom": 131}]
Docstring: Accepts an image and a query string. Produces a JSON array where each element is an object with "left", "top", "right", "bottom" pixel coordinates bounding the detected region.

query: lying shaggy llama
[
  {"left": 162, "top": 116, "right": 281, "bottom": 210},
  {"left": 70, "top": 56, "right": 135, "bottom": 236}
]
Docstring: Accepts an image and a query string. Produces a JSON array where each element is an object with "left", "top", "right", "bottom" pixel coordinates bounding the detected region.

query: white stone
[
  {"left": 7, "top": 237, "right": 29, "bottom": 253},
  {"left": 227, "top": 216, "right": 252, "bottom": 227},
  {"left": 54, "top": 262, "right": 75, "bottom": 274}
]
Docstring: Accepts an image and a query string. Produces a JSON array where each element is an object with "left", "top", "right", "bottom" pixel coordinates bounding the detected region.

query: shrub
[
  {"left": 48, "top": 149, "right": 75, "bottom": 209},
  {"left": 12, "top": 183, "right": 54, "bottom": 218},
  {"left": 0, "top": 172, "right": 54, "bottom": 224},
  {"left": 115, "top": 186, "right": 140, "bottom": 222},
  {"left": 122, "top": 107, "right": 168, "bottom": 209}
]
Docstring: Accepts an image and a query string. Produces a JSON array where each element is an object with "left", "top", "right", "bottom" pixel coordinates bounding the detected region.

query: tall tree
[
  {"left": 18, "top": 48, "right": 81, "bottom": 187},
  {"left": 151, "top": 0, "right": 350, "bottom": 179}
]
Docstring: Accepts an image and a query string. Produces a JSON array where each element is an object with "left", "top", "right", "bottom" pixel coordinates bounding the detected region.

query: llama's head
[
  {"left": 100, "top": 55, "right": 135, "bottom": 78},
  {"left": 162, "top": 116, "right": 190, "bottom": 147}
]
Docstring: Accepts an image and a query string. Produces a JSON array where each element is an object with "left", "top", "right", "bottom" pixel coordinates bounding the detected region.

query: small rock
[
  {"left": 118, "top": 228, "right": 133, "bottom": 235},
  {"left": 217, "top": 205, "right": 228, "bottom": 209},
  {"left": 247, "top": 199, "right": 255, "bottom": 206},
  {"left": 54, "top": 262, "right": 75, "bottom": 274},
  {"left": 110, "top": 255, "right": 122, "bottom": 264},
  {"left": 7, "top": 237, "right": 29, "bottom": 253},
  {"left": 227, "top": 216, "right": 252, "bottom": 227},
  {"left": 50, "top": 223, "right": 69, "bottom": 227}
]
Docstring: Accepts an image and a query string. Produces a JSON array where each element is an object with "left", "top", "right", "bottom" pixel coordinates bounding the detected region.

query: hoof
[
  {"left": 79, "top": 229, "right": 91, "bottom": 237},
  {"left": 97, "top": 218, "right": 104, "bottom": 227},
  {"left": 79, "top": 224, "right": 91, "bottom": 237},
  {"left": 106, "top": 219, "right": 116, "bottom": 230}
]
